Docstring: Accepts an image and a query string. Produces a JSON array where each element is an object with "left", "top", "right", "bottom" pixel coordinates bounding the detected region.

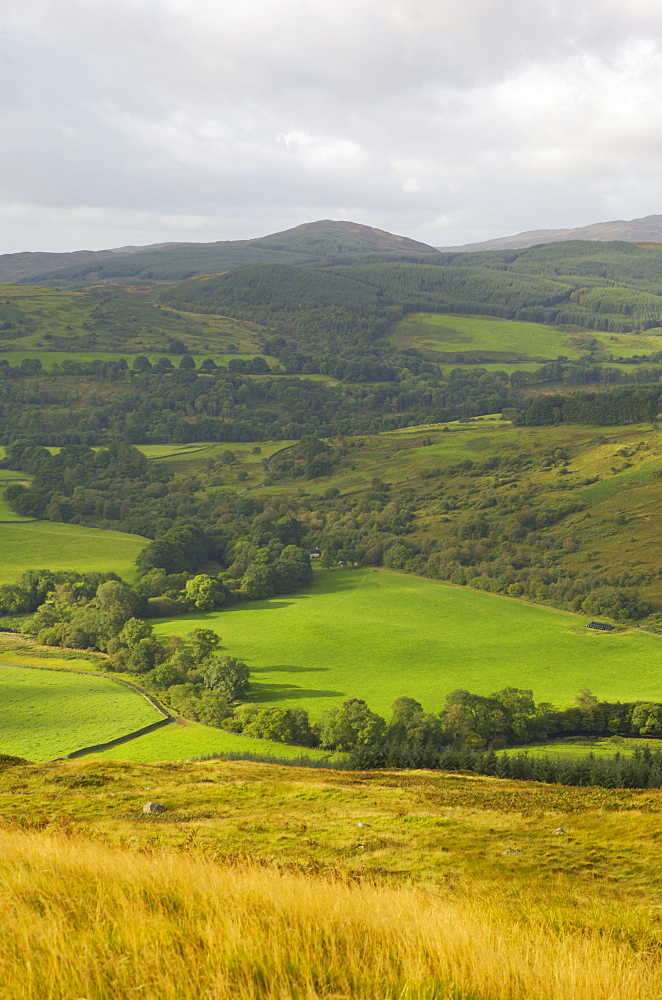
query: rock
[
  {"left": 553, "top": 828, "right": 566, "bottom": 835},
  {"left": 143, "top": 802, "right": 165, "bottom": 814},
  {"left": 501, "top": 848, "right": 523, "bottom": 856},
  {"left": 356, "top": 822, "right": 370, "bottom": 828}
]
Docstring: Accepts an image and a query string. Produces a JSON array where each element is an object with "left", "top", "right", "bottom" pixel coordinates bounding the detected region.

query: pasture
[
  {"left": 0, "top": 663, "right": 161, "bottom": 761},
  {"left": 153, "top": 569, "right": 662, "bottom": 720},
  {"left": 0, "top": 468, "right": 32, "bottom": 521},
  {"left": 517, "top": 737, "right": 662, "bottom": 759},
  {"left": 0, "top": 521, "right": 146, "bottom": 585},
  {"left": 387, "top": 312, "right": 662, "bottom": 361},
  {"left": 83, "top": 719, "right": 337, "bottom": 763}
]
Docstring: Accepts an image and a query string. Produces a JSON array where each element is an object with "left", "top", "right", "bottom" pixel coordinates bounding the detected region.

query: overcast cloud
[{"left": 2, "top": 0, "right": 662, "bottom": 252}]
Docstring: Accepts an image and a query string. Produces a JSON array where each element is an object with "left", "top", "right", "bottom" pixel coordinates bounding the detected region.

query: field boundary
[
  {"left": 240, "top": 443, "right": 298, "bottom": 496},
  {"left": 64, "top": 717, "right": 174, "bottom": 759},
  {"left": 0, "top": 659, "right": 174, "bottom": 760}
]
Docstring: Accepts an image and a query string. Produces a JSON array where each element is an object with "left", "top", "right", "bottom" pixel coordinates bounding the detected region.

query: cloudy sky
[{"left": 2, "top": 0, "right": 662, "bottom": 253}]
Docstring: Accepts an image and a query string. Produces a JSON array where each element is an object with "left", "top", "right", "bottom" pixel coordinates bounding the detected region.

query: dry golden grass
[{"left": 0, "top": 826, "right": 660, "bottom": 1000}]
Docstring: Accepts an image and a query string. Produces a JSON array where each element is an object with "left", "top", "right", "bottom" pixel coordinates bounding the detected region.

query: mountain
[
  {"left": 438, "top": 213, "right": 662, "bottom": 252},
  {"left": 0, "top": 221, "right": 440, "bottom": 286}
]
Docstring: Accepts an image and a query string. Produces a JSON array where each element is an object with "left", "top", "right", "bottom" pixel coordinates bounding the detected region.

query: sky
[{"left": 2, "top": 0, "right": 662, "bottom": 253}]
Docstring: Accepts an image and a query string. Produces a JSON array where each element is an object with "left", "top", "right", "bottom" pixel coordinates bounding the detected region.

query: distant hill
[
  {"left": 438, "top": 213, "right": 662, "bottom": 252},
  {"left": 0, "top": 221, "right": 440, "bottom": 286}
]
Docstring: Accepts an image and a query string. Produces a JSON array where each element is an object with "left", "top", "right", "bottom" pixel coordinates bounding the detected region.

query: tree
[
  {"left": 147, "top": 659, "right": 187, "bottom": 689},
  {"left": 492, "top": 687, "right": 536, "bottom": 740},
  {"left": 95, "top": 580, "right": 144, "bottom": 631},
  {"left": 240, "top": 564, "right": 276, "bottom": 599},
  {"left": 576, "top": 689, "right": 599, "bottom": 710},
  {"left": 236, "top": 705, "right": 315, "bottom": 745},
  {"left": 184, "top": 575, "right": 226, "bottom": 611},
  {"left": 631, "top": 704, "right": 662, "bottom": 736},
  {"left": 200, "top": 654, "right": 250, "bottom": 701},
  {"left": 179, "top": 354, "right": 196, "bottom": 370},
  {"left": 189, "top": 627, "right": 221, "bottom": 663},
  {"left": 319, "top": 699, "right": 386, "bottom": 751},
  {"left": 581, "top": 586, "right": 651, "bottom": 622},
  {"left": 128, "top": 638, "right": 164, "bottom": 673},
  {"left": 118, "top": 617, "right": 153, "bottom": 649},
  {"left": 272, "top": 545, "right": 313, "bottom": 593},
  {"left": 194, "top": 690, "right": 232, "bottom": 725},
  {"left": 386, "top": 697, "right": 443, "bottom": 747},
  {"left": 441, "top": 690, "right": 509, "bottom": 747},
  {"left": 154, "top": 356, "right": 175, "bottom": 372}
]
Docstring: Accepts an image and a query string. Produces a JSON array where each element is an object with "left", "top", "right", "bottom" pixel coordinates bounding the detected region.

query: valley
[
  {"left": 8, "top": 0, "right": 662, "bottom": 990},
  {"left": 1, "top": 220, "right": 662, "bottom": 998}
]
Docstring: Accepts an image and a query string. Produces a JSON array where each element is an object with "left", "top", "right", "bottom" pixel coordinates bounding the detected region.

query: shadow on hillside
[
  {"left": 178, "top": 601, "right": 297, "bottom": 621},
  {"left": 229, "top": 599, "right": 299, "bottom": 612},
  {"left": 250, "top": 663, "right": 329, "bottom": 675},
  {"left": 249, "top": 682, "right": 343, "bottom": 703}
]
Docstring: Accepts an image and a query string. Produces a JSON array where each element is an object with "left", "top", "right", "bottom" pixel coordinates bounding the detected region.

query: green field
[
  {"left": 153, "top": 569, "right": 662, "bottom": 720},
  {"left": 0, "top": 521, "right": 147, "bottom": 584},
  {"left": 0, "top": 469, "right": 32, "bottom": 521},
  {"left": 515, "top": 737, "right": 662, "bottom": 759},
  {"left": 387, "top": 312, "right": 662, "bottom": 362},
  {"left": 83, "top": 719, "right": 338, "bottom": 763},
  {"left": 0, "top": 664, "right": 161, "bottom": 761}
]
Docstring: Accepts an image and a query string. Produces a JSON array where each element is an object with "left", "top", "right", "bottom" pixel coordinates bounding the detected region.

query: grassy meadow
[
  {"left": 83, "top": 718, "right": 337, "bottom": 763},
  {"left": 153, "top": 568, "right": 662, "bottom": 720},
  {"left": 0, "top": 468, "right": 32, "bottom": 521},
  {"left": 0, "top": 636, "right": 340, "bottom": 764},
  {"left": 386, "top": 311, "right": 662, "bottom": 361},
  {"left": 517, "top": 736, "right": 662, "bottom": 758},
  {"left": 0, "top": 664, "right": 161, "bottom": 760},
  {"left": 0, "top": 521, "right": 146, "bottom": 584}
]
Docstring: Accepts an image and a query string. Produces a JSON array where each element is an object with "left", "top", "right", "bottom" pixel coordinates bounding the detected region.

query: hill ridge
[
  {"left": 0, "top": 220, "right": 440, "bottom": 286},
  {"left": 438, "top": 212, "right": 662, "bottom": 252}
]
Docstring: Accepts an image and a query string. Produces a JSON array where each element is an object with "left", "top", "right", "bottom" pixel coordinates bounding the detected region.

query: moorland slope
[{"left": 1, "top": 758, "right": 662, "bottom": 999}]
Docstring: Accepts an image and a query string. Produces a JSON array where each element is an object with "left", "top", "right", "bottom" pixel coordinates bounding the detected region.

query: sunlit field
[{"left": 154, "top": 568, "right": 662, "bottom": 720}]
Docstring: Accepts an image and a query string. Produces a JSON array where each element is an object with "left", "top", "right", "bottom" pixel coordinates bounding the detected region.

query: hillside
[
  {"left": 0, "top": 284, "right": 267, "bottom": 355},
  {"left": 0, "top": 758, "right": 661, "bottom": 999},
  {"left": 2, "top": 221, "right": 440, "bottom": 286},
  {"left": 161, "top": 244, "right": 662, "bottom": 352},
  {"left": 439, "top": 212, "right": 662, "bottom": 251}
]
